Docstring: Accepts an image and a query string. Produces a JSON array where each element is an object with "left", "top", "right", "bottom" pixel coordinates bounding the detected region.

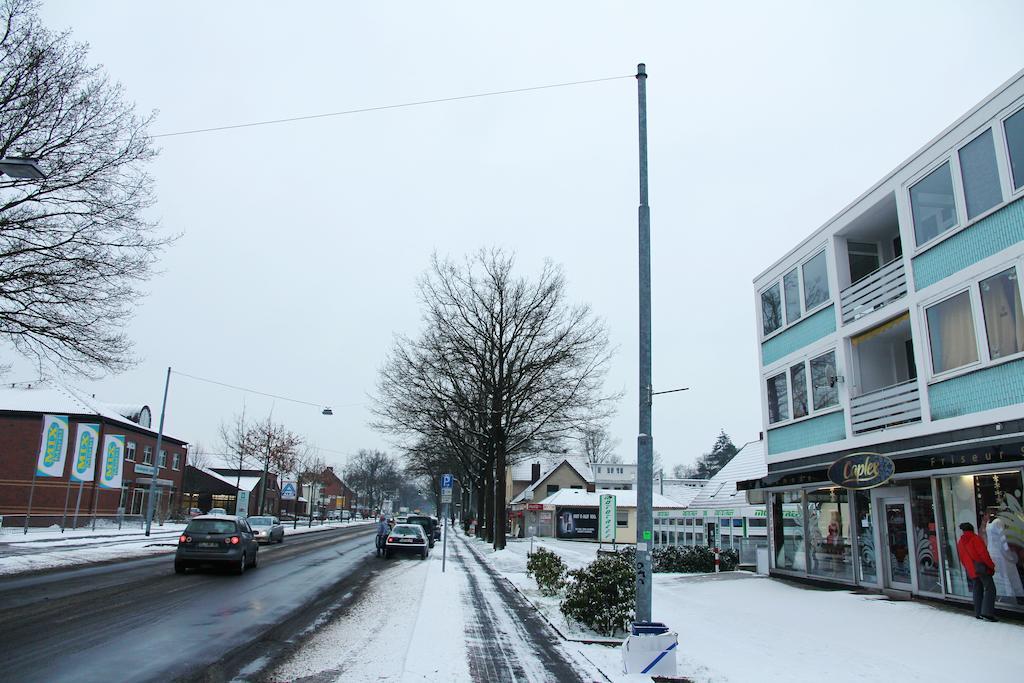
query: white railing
[
  {"left": 850, "top": 380, "right": 921, "bottom": 435},
  {"left": 841, "top": 258, "right": 907, "bottom": 325}
]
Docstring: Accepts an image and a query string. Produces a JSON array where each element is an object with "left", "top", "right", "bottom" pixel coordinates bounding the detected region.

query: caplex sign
[{"left": 827, "top": 452, "right": 895, "bottom": 489}]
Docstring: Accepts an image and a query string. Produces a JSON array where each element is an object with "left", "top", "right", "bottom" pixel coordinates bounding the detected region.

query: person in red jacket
[{"left": 957, "top": 522, "right": 997, "bottom": 621}]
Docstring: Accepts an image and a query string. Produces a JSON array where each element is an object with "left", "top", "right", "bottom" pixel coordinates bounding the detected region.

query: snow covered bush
[
  {"left": 526, "top": 547, "right": 566, "bottom": 596},
  {"left": 651, "top": 545, "right": 740, "bottom": 573},
  {"left": 560, "top": 554, "right": 636, "bottom": 636}
]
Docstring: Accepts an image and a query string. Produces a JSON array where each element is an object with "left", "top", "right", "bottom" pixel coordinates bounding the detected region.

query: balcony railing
[
  {"left": 850, "top": 380, "right": 921, "bottom": 436},
  {"left": 840, "top": 258, "right": 907, "bottom": 325}
]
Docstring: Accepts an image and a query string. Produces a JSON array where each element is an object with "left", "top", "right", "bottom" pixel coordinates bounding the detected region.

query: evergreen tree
[{"left": 695, "top": 430, "right": 738, "bottom": 479}]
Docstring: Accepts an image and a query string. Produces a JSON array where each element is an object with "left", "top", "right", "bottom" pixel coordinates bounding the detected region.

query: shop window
[
  {"left": 749, "top": 517, "right": 768, "bottom": 528},
  {"left": 926, "top": 291, "right": 979, "bottom": 373},
  {"left": 854, "top": 490, "right": 877, "bottom": 584},
  {"left": 616, "top": 510, "right": 628, "bottom": 528},
  {"left": 980, "top": 267, "right": 1024, "bottom": 360},
  {"left": 807, "top": 488, "right": 854, "bottom": 581},
  {"left": 935, "top": 470, "right": 1024, "bottom": 604},
  {"left": 772, "top": 491, "right": 806, "bottom": 571},
  {"left": 959, "top": 129, "right": 1003, "bottom": 219},
  {"left": 909, "top": 479, "right": 942, "bottom": 594},
  {"left": 1005, "top": 107, "right": 1024, "bottom": 190},
  {"left": 911, "top": 162, "right": 958, "bottom": 245}
]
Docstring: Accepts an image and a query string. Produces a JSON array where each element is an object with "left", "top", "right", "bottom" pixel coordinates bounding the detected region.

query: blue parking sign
[{"left": 441, "top": 473, "right": 453, "bottom": 490}]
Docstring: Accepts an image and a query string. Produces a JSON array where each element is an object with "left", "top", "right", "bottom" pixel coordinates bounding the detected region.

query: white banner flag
[
  {"left": 36, "top": 414, "right": 70, "bottom": 478},
  {"left": 69, "top": 423, "right": 100, "bottom": 483},
  {"left": 98, "top": 434, "right": 125, "bottom": 490}
]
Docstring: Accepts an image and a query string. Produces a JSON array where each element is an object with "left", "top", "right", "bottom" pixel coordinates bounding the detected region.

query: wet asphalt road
[{"left": 0, "top": 524, "right": 376, "bottom": 683}]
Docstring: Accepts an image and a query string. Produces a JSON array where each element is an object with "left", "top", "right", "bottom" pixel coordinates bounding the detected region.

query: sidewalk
[{"left": 265, "top": 527, "right": 606, "bottom": 682}]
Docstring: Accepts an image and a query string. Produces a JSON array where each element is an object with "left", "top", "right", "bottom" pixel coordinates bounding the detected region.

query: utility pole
[
  {"left": 634, "top": 62, "right": 654, "bottom": 624},
  {"left": 144, "top": 367, "right": 171, "bottom": 537}
]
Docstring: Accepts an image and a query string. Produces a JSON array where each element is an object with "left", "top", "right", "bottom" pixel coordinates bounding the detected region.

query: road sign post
[{"left": 441, "top": 474, "right": 453, "bottom": 573}]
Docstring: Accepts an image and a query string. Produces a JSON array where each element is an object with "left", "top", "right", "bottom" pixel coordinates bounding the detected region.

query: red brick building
[
  {"left": 0, "top": 381, "right": 188, "bottom": 527},
  {"left": 321, "top": 466, "right": 355, "bottom": 515}
]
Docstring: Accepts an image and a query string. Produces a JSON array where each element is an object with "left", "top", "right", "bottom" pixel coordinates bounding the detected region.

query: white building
[{"left": 744, "top": 69, "right": 1024, "bottom": 611}]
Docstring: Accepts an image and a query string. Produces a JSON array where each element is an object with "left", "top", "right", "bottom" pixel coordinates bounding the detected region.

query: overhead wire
[
  {"left": 150, "top": 74, "right": 634, "bottom": 139},
  {"left": 172, "top": 369, "right": 361, "bottom": 410}
]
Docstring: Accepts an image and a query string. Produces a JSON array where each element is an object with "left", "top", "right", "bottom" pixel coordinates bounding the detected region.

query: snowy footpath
[
  {"left": 0, "top": 519, "right": 375, "bottom": 576},
  {"left": 484, "top": 537, "right": 1024, "bottom": 683},
  {"left": 265, "top": 529, "right": 607, "bottom": 682}
]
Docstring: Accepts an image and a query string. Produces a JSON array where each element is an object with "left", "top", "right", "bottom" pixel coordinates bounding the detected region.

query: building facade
[
  {"left": 0, "top": 381, "right": 188, "bottom": 526},
  {"left": 745, "top": 70, "right": 1024, "bottom": 611}
]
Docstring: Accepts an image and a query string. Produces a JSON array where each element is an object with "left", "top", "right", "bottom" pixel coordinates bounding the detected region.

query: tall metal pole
[
  {"left": 634, "top": 62, "right": 654, "bottom": 624},
  {"left": 144, "top": 367, "right": 171, "bottom": 537}
]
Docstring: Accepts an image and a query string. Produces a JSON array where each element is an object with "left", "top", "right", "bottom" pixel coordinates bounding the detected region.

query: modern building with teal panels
[{"left": 743, "top": 69, "right": 1024, "bottom": 612}]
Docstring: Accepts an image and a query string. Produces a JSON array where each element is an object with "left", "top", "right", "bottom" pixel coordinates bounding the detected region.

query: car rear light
[
  {"left": 179, "top": 535, "right": 191, "bottom": 543},
  {"left": 387, "top": 537, "right": 397, "bottom": 543},
  {"left": 230, "top": 536, "right": 240, "bottom": 545}
]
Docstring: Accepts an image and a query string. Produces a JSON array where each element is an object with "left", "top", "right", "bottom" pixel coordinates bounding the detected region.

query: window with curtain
[
  {"left": 1006, "top": 107, "right": 1024, "bottom": 191},
  {"left": 762, "top": 283, "right": 782, "bottom": 335},
  {"left": 980, "top": 267, "right": 1024, "bottom": 360},
  {"left": 790, "top": 363, "right": 808, "bottom": 418},
  {"left": 767, "top": 373, "right": 789, "bottom": 423},
  {"left": 810, "top": 351, "right": 838, "bottom": 410},
  {"left": 784, "top": 269, "right": 801, "bottom": 324},
  {"left": 959, "top": 129, "right": 1003, "bottom": 220},
  {"left": 911, "top": 162, "right": 958, "bottom": 245},
  {"left": 926, "top": 291, "right": 979, "bottom": 373},
  {"left": 802, "top": 251, "right": 830, "bottom": 310}
]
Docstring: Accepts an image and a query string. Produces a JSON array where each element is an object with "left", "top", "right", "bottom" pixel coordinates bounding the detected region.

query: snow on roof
[
  {"left": 201, "top": 468, "right": 263, "bottom": 493},
  {"left": 659, "top": 484, "right": 704, "bottom": 507},
  {"left": 509, "top": 456, "right": 595, "bottom": 504},
  {"left": 534, "top": 488, "right": 686, "bottom": 509},
  {"left": 0, "top": 380, "right": 185, "bottom": 442},
  {"left": 688, "top": 439, "right": 767, "bottom": 510},
  {"left": 510, "top": 454, "right": 594, "bottom": 484}
]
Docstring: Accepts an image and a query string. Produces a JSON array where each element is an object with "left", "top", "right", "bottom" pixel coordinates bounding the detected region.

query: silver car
[{"left": 247, "top": 515, "right": 285, "bottom": 544}]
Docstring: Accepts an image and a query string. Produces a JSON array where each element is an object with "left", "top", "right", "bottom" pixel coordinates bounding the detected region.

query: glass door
[{"left": 877, "top": 490, "right": 916, "bottom": 591}]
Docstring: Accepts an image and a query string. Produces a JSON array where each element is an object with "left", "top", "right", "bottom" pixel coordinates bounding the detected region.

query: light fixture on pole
[{"left": 0, "top": 156, "right": 45, "bottom": 179}]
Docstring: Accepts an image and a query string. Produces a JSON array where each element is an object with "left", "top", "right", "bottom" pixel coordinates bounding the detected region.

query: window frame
[
  {"left": 764, "top": 347, "right": 843, "bottom": 430},
  {"left": 142, "top": 445, "right": 153, "bottom": 466},
  {"left": 125, "top": 441, "right": 136, "bottom": 463},
  {"left": 758, "top": 247, "right": 832, "bottom": 342},
  {"left": 921, "top": 258, "right": 1024, "bottom": 384},
  {"left": 158, "top": 449, "right": 167, "bottom": 469},
  {"left": 910, "top": 113, "right": 1020, "bottom": 259},
  {"left": 172, "top": 452, "right": 181, "bottom": 471},
  {"left": 958, "top": 127, "right": 1004, "bottom": 221}
]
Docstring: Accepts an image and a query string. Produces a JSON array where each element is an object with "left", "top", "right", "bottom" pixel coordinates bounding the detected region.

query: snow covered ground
[
  {"left": 482, "top": 536, "right": 1024, "bottom": 682},
  {"left": 0, "top": 519, "right": 375, "bottom": 576}
]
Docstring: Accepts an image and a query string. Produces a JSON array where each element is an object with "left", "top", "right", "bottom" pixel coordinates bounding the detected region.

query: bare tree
[
  {"left": 187, "top": 441, "right": 211, "bottom": 470},
  {"left": 344, "top": 449, "right": 401, "bottom": 513},
  {"left": 578, "top": 423, "right": 622, "bottom": 465},
  {"left": 374, "top": 248, "right": 618, "bottom": 550},
  {"left": 0, "top": 0, "right": 173, "bottom": 376},
  {"left": 219, "top": 412, "right": 303, "bottom": 514}
]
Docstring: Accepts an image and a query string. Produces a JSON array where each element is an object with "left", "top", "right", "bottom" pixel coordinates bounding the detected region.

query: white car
[
  {"left": 383, "top": 523, "right": 429, "bottom": 560},
  {"left": 208, "top": 507, "right": 228, "bottom": 516}
]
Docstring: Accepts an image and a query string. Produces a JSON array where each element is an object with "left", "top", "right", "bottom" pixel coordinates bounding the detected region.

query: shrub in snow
[
  {"left": 651, "top": 545, "right": 740, "bottom": 573},
  {"left": 526, "top": 547, "right": 567, "bottom": 596},
  {"left": 560, "top": 554, "right": 635, "bottom": 637}
]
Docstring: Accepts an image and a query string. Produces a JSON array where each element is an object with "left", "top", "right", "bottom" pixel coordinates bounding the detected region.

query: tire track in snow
[{"left": 452, "top": 533, "right": 593, "bottom": 683}]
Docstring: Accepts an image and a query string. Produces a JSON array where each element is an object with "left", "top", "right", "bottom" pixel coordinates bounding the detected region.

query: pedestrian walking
[{"left": 957, "top": 522, "right": 998, "bottom": 621}]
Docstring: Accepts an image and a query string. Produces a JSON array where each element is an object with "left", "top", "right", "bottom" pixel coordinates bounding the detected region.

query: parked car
[
  {"left": 247, "top": 515, "right": 285, "bottom": 544},
  {"left": 406, "top": 515, "right": 437, "bottom": 548},
  {"left": 175, "top": 515, "right": 259, "bottom": 575},
  {"left": 430, "top": 516, "right": 441, "bottom": 541},
  {"left": 341, "top": 510, "right": 352, "bottom": 520},
  {"left": 188, "top": 507, "right": 202, "bottom": 518},
  {"left": 208, "top": 507, "right": 228, "bottom": 516},
  {"left": 384, "top": 523, "right": 429, "bottom": 559}
]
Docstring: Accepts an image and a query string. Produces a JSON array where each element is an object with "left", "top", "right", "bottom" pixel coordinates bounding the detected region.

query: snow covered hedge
[
  {"left": 653, "top": 545, "right": 739, "bottom": 573},
  {"left": 560, "top": 553, "right": 636, "bottom": 636},
  {"left": 526, "top": 547, "right": 566, "bottom": 596}
]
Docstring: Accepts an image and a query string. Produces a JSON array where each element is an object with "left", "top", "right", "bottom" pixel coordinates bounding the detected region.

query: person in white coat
[{"left": 985, "top": 507, "right": 1024, "bottom": 604}]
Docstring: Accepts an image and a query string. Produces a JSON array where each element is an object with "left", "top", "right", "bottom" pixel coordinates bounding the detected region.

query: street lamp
[{"left": 0, "top": 157, "right": 45, "bottom": 179}]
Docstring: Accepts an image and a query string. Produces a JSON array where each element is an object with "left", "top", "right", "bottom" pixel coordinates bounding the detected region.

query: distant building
[
  {"left": 592, "top": 462, "right": 636, "bottom": 490},
  {"left": 180, "top": 466, "right": 277, "bottom": 517},
  {"left": 0, "top": 380, "right": 188, "bottom": 526},
  {"left": 320, "top": 467, "right": 355, "bottom": 517}
]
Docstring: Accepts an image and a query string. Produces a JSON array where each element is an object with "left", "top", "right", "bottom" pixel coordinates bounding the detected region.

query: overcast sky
[{"left": 9, "top": 1, "right": 1024, "bottom": 474}]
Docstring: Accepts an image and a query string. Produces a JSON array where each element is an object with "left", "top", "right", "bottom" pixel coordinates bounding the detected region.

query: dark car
[
  {"left": 175, "top": 515, "right": 259, "bottom": 575},
  {"left": 406, "top": 515, "right": 437, "bottom": 547},
  {"left": 384, "top": 523, "right": 429, "bottom": 559},
  {"left": 248, "top": 515, "right": 285, "bottom": 544}
]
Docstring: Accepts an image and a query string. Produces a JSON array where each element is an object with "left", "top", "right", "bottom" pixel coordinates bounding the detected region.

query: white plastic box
[{"left": 622, "top": 623, "right": 677, "bottom": 676}]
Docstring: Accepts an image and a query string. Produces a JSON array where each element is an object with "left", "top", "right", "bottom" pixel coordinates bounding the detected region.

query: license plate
[
  {"left": 400, "top": 538, "right": 414, "bottom": 543},
  {"left": 198, "top": 542, "right": 218, "bottom": 548}
]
